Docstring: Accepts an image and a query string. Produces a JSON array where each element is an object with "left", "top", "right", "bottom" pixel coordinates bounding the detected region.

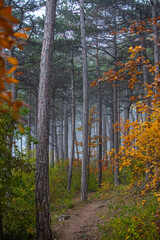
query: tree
[
  {"left": 80, "top": 0, "right": 89, "bottom": 201},
  {"left": 150, "top": 0, "right": 159, "bottom": 77},
  {"left": 96, "top": 41, "right": 103, "bottom": 188},
  {"left": 35, "top": 0, "right": 57, "bottom": 239},
  {"left": 113, "top": 3, "right": 120, "bottom": 186},
  {"left": 68, "top": 45, "right": 76, "bottom": 192}
]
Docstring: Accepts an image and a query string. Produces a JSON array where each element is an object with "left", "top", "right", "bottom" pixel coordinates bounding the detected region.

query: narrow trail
[{"left": 53, "top": 194, "right": 109, "bottom": 240}]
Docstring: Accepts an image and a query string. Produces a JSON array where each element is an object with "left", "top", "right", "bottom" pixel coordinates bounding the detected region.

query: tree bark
[
  {"left": 27, "top": 83, "right": 32, "bottom": 157},
  {"left": 88, "top": 123, "right": 91, "bottom": 189},
  {"left": 110, "top": 106, "right": 114, "bottom": 152},
  {"left": 75, "top": 131, "right": 80, "bottom": 161},
  {"left": 35, "top": 0, "right": 57, "bottom": 239},
  {"left": 102, "top": 105, "right": 107, "bottom": 160},
  {"left": 96, "top": 42, "right": 102, "bottom": 188},
  {"left": 59, "top": 101, "right": 64, "bottom": 160},
  {"left": 64, "top": 97, "right": 68, "bottom": 161},
  {"left": 34, "top": 89, "right": 38, "bottom": 139},
  {"left": 0, "top": 204, "right": 3, "bottom": 240},
  {"left": 55, "top": 119, "right": 59, "bottom": 162},
  {"left": 51, "top": 90, "right": 55, "bottom": 168},
  {"left": 80, "top": 0, "right": 88, "bottom": 201},
  {"left": 150, "top": 0, "right": 159, "bottom": 182},
  {"left": 113, "top": 6, "right": 119, "bottom": 186},
  {"left": 139, "top": 12, "right": 150, "bottom": 119},
  {"left": 151, "top": 0, "right": 159, "bottom": 77},
  {"left": 68, "top": 46, "right": 75, "bottom": 192}
]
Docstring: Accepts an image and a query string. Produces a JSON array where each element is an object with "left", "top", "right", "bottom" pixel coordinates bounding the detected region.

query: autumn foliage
[
  {"left": 91, "top": 16, "right": 160, "bottom": 198},
  {"left": 0, "top": 0, "right": 28, "bottom": 118},
  {"left": 105, "top": 43, "right": 160, "bottom": 194}
]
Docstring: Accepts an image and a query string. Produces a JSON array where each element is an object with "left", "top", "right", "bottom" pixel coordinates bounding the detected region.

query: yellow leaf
[
  {"left": 142, "top": 200, "right": 146, "bottom": 205},
  {"left": 125, "top": 236, "right": 130, "bottom": 240}
]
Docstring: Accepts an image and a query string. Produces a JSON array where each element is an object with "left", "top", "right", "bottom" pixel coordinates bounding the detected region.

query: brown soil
[{"left": 53, "top": 193, "right": 109, "bottom": 240}]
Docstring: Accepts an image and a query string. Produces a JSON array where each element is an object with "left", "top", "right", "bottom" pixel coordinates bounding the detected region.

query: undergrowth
[
  {"left": 98, "top": 185, "right": 160, "bottom": 240},
  {"left": 49, "top": 160, "right": 99, "bottom": 224}
]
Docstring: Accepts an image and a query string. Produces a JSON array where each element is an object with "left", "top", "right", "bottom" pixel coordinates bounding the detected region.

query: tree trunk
[
  {"left": 34, "top": 89, "right": 38, "bottom": 139},
  {"left": 140, "top": 25, "right": 150, "bottom": 120},
  {"left": 75, "top": 131, "right": 80, "bottom": 161},
  {"left": 102, "top": 105, "right": 107, "bottom": 160},
  {"left": 27, "top": 83, "right": 32, "bottom": 157},
  {"left": 113, "top": 6, "right": 119, "bottom": 186},
  {"left": 110, "top": 107, "right": 114, "bottom": 152},
  {"left": 68, "top": 46, "right": 75, "bottom": 192},
  {"left": 64, "top": 97, "right": 68, "bottom": 161},
  {"left": 96, "top": 42, "right": 102, "bottom": 188},
  {"left": 55, "top": 119, "right": 59, "bottom": 162},
  {"left": 80, "top": 0, "right": 88, "bottom": 201},
  {"left": 51, "top": 91, "right": 55, "bottom": 168},
  {"left": 20, "top": 136, "right": 23, "bottom": 153},
  {"left": 0, "top": 204, "right": 3, "bottom": 240},
  {"left": 88, "top": 124, "right": 91, "bottom": 189},
  {"left": 35, "top": 0, "right": 57, "bottom": 239},
  {"left": 140, "top": 28, "right": 151, "bottom": 180},
  {"left": 59, "top": 101, "right": 64, "bottom": 160},
  {"left": 151, "top": 0, "right": 159, "bottom": 77},
  {"left": 150, "top": 0, "right": 159, "bottom": 181}
]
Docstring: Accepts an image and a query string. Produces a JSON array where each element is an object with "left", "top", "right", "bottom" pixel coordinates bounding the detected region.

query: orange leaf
[
  {"left": 6, "top": 65, "right": 17, "bottom": 75},
  {"left": 6, "top": 77, "right": 19, "bottom": 84},
  {"left": 0, "top": 7, "right": 19, "bottom": 24},
  {"left": 13, "top": 32, "right": 28, "bottom": 39},
  {"left": 7, "top": 56, "right": 18, "bottom": 65},
  {"left": 23, "top": 27, "right": 31, "bottom": 31},
  {"left": 6, "top": 91, "right": 12, "bottom": 99},
  {"left": 15, "top": 100, "right": 23, "bottom": 108},
  {"left": 0, "top": 80, "right": 5, "bottom": 91},
  {"left": 0, "top": 93, "right": 11, "bottom": 103},
  {"left": 15, "top": 72, "right": 23, "bottom": 76},
  {"left": 17, "top": 44, "right": 24, "bottom": 51},
  {"left": 18, "top": 124, "right": 25, "bottom": 133},
  {"left": 0, "top": 37, "right": 12, "bottom": 49}
]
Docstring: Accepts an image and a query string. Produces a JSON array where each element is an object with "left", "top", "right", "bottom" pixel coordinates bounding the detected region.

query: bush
[
  {"left": 0, "top": 110, "right": 35, "bottom": 239},
  {"left": 100, "top": 191, "right": 160, "bottom": 240},
  {"left": 49, "top": 161, "right": 73, "bottom": 212}
]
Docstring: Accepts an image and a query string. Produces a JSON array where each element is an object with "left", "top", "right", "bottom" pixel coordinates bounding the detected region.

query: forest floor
[
  {"left": 52, "top": 187, "right": 160, "bottom": 240},
  {"left": 53, "top": 192, "right": 109, "bottom": 240}
]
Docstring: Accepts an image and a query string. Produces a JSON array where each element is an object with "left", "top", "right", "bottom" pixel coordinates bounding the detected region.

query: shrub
[
  {"left": 0, "top": 110, "right": 35, "bottom": 239},
  {"left": 100, "top": 191, "right": 160, "bottom": 240}
]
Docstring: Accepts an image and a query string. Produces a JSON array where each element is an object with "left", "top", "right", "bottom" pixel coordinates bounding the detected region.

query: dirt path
[{"left": 53, "top": 194, "right": 108, "bottom": 240}]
